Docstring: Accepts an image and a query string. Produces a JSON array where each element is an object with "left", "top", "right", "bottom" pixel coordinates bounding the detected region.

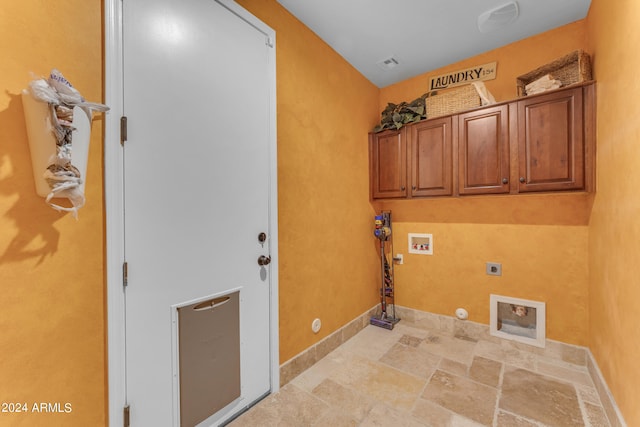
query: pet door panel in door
[{"left": 178, "top": 291, "right": 240, "bottom": 426}]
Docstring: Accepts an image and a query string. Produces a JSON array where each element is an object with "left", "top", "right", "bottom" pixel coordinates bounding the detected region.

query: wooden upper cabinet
[
  {"left": 368, "top": 83, "right": 594, "bottom": 200},
  {"left": 409, "top": 117, "right": 453, "bottom": 197},
  {"left": 369, "top": 128, "right": 407, "bottom": 198},
  {"left": 517, "top": 87, "right": 584, "bottom": 192},
  {"left": 458, "top": 105, "right": 510, "bottom": 195}
]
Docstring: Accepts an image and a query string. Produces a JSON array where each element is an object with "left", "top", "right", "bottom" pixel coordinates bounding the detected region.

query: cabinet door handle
[
  {"left": 519, "top": 177, "right": 526, "bottom": 183},
  {"left": 502, "top": 178, "right": 508, "bottom": 184},
  {"left": 412, "top": 185, "right": 417, "bottom": 190},
  {"left": 401, "top": 186, "right": 406, "bottom": 191}
]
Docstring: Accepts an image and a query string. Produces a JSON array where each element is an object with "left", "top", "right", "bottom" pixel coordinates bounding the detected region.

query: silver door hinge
[
  {"left": 123, "top": 262, "right": 129, "bottom": 287},
  {"left": 266, "top": 36, "right": 274, "bottom": 48},
  {"left": 123, "top": 404, "right": 130, "bottom": 427},
  {"left": 120, "top": 116, "right": 128, "bottom": 146}
]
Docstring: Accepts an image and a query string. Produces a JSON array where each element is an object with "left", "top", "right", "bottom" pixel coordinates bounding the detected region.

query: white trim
[
  {"left": 104, "top": 0, "right": 125, "bottom": 425},
  {"left": 104, "top": 1, "right": 279, "bottom": 425},
  {"left": 490, "top": 294, "right": 546, "bottom": 348}
]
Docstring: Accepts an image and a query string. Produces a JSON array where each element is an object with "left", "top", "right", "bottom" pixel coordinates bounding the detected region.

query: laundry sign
[{"left": 429, "top": 62, "right": 497, "bottom": 91}]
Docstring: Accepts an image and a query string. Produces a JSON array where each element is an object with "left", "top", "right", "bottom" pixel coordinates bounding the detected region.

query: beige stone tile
[
  {"left": 339, "top": 324, "right": 403, "bottom": 361},
  {"left": 418, "top": 331, "right": 477, "bottom": 365},
  {"left": 412, "top": 398, "right": 455, "bottom": 426},
  {"left": 541, "top": 339, "right": 567, "bottom": 360},
  {"left": 412, "top": 310, "right": 441, "bottom": 329},
  {"left": 394, "top": 321, "right": 432, "bottom": 339},
  {"left": 495, "top": 411, "right": 539, "bottom": 426},
  {"left": 342, "top": 313, "right": 369, "bottom": 343},
  {"left": 543, "top": 340, "right": 588, "bottom": 366},
  {"left": 453, "top": 319, "right": 496, "bottom": 343},
  {"left": 502, "top": 338, "right": 546, "bottom": 356},
  {"left": 265, "top": 309, "right": 616, "bottom": 427},
  {"left": 449, "top": 416, "right": 488, "bottom": 427},
  {"left": 499, "top": 366, "right": 583, "bottom": 426},
  {"left": 438, "top": 315, "right": 456, "bottom": 336},
  {"left": 537, "top": 360, "right": 594, "bottom": 387},
  {"left": 395, "top": 306, "right": 417, "bottom": 323},
  {"left": 474, "top": 340, "right": 537, "bottom": 370},
  {"left": 312, "top": 410, "right": 360, "bottom": 427},
  {"left": 562, "top": 344, "right": 588, "bottom": 366},
  {"left": 227, "top": 402, "right": 279, "bottom": 427},
  {"left": 469, "top": 356, "right": 502, "bottom": 387},
  {"left": 587, "top": 356, "right": 623, "bottom": 427},
  {"left": 311, "top": 379, "right": 373, "bottom": 421},
  {"left": 411, "top": 310, "right": 448, "bottom": 334},
  {"left": 290, "top": 353, "right": 342, "bottom": 392},
  {"left": 333, "top": 356, "right": 426, "bottom": 411},
  {"left": 576, "top": 384, "right": 602, "bottom": 405},
  {"left": 422, "top": 370, "right": 498, "bottom": 426},
  {"left": 318, "top": 349, "right": 372, "bottom": 388},
  {"left": 229, "top": 383, "right": 328, "bottom": 427},
  {"left": 438, "top": 358, "right": 469, "bottom": 377},
  {"left": 315, "top": 330, "right": 343, "bottom": 361},
  {"left": 379, "top": 342, "right": 440, "bottom": 379},
  {"left": 413, "top": 398, "right": 487, "bottom": 427},
  {"left": 399, "top": 334, "right": 424, "bottom": 347},
  {"left": 583, "top": 401, "right": 611, "bottom": 427},
  {"left": 359, "top": 404, "right": 427, "bottom": 427},
  {"left": 280, "top": 347, "right": 317, "bottom": 386}
]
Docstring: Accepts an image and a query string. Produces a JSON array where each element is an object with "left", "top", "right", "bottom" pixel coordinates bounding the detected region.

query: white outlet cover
[{"left": 312, "top": 318, "right": 321, "bottom": 333}]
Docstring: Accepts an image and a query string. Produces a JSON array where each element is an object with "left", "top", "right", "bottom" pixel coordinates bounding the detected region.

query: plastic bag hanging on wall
[{"left": 21, "top": 69, "right": 109, "bottom": 219}]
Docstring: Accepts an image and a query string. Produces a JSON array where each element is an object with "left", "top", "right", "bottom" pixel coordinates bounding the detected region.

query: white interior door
[{"left": 122, "top": 1, "right": 276, "bottom": 425}]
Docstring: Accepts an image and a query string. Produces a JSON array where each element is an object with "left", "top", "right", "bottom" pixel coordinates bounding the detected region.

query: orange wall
[
  {"left": 587, "top": 0, "right": 640, "bottom": 424},
  {"left": 3, "top": 1, "right": 636, "bottom": 425},
  {"left": 237, "top": 0, "right": 381, "bottom": 363},
  {"left": 376, "top": 21, "right": 592, "bottom": 346},
  {"left": 0, "top": 2, "right": 106, "bottom": 427},
  {"left": 381, "top": 20, "right": 588, "bottom": 107}
]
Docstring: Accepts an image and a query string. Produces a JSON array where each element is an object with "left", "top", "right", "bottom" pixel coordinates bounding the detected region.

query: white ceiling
[{"left": 276, "top": 0, "right": 592, "bottom": 88}]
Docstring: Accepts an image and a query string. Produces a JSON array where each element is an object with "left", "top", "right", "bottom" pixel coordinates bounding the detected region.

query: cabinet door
[
  {"left": 410, "top": 117, "right": 453, "bottom": 197},
  {"left": 369, "top": 129, "right": 407, "bottom": 198},
  {"left": 517, "top": 87, "right": 584, "bottom": 192},
  {"left": 458, "top": 105, "right": 510, "bottom": 195}
]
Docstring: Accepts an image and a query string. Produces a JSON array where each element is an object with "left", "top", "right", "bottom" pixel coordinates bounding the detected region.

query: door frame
[{"left": 103, "top": 1, "right": 279, "bottom": 424}]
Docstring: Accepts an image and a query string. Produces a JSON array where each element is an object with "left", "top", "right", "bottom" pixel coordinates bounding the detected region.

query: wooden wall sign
[{"left": 429, "top": 62, "right": 497, "bottom": 91}]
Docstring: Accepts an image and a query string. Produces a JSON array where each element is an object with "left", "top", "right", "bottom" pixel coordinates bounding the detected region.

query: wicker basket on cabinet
[{"left": 516, "top": 50, "right": 592, "bottom": 97}]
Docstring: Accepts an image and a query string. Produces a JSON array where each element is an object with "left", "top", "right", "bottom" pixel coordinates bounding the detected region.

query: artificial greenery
[{"left": 372, "top": 91, "right": 437, "bottom": 133}]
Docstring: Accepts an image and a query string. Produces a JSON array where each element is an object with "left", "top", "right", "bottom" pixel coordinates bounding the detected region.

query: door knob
[
  {"left": 258, "top": 255, "right": 271, "bottom": 266},
  {"left": 502, "top": 178, "right": 508, "bottom": 184}
]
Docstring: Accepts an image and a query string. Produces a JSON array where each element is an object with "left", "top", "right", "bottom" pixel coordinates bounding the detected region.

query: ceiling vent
[
  {"left": 477, "top": 1, "right": 519, "bottom": 33},
  {"left": 376, "top": 56, "right": 400, "bottom": 71}
]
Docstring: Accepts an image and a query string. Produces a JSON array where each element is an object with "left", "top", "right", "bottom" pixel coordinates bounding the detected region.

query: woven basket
[
  {"left": 425, "top": 84, "right": 481, "bottom": 118},
  {"left": 516, "top": 50, "right": 592, "bottom": 97}
]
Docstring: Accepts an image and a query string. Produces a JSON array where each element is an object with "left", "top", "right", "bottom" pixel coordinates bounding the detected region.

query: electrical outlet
[{"left": 486, "top": 262, "right": 502, "bottom": 276}]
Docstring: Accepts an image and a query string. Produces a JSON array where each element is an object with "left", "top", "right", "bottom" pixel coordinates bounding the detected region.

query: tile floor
[{"left": 229, "top": 318, "right": 611, "bottom": 427}]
